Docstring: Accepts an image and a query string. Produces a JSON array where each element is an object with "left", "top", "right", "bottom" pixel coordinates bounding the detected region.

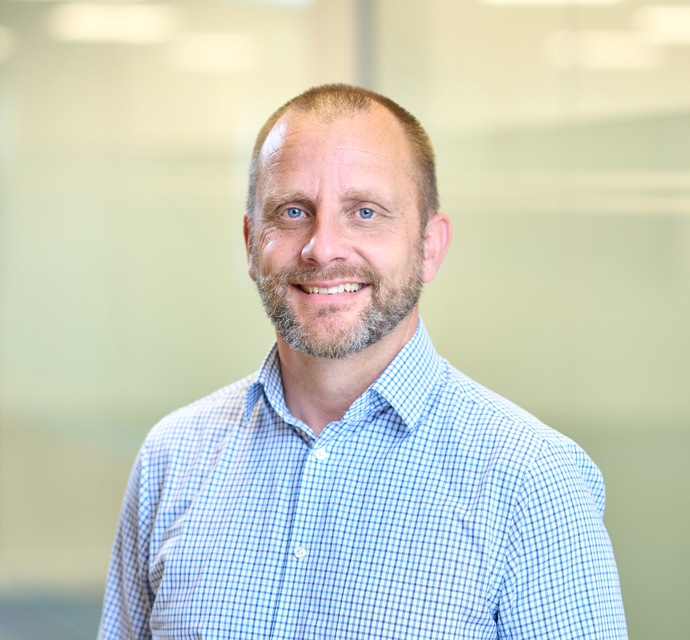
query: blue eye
[
  {"left": 357, "top": 208, "right": 375, "bottom": 219},
  {"left": 285, "top": 207, "right": 304, "bottom": 219}
]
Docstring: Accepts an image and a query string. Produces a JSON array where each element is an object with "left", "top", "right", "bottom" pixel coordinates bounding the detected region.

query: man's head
[
  {"left": 245, "top": 84, "right": 450, "bottom": 360},
  {"left": 246, "top": 84, "right": 439, "bottom": 233}
]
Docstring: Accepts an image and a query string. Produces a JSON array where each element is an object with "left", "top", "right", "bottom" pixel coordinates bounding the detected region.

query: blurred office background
[{"left": 0, "top": 0, "right": 688, "bottom": 637}]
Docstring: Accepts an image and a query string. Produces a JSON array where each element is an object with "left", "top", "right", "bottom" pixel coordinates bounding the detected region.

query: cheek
[
  {"left": 255, "top": 227, "right": 279, "bottom": 257},
  {"left": 255, "top": 231, "right": 299, "bottom": 273},
  {"left": 370, "top": 234, "right": 421, "bottom": 275}
]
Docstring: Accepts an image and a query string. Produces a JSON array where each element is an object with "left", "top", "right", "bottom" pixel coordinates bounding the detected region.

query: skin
[{"left": 244, "top": 103, "right": 451, "bottom": 435}]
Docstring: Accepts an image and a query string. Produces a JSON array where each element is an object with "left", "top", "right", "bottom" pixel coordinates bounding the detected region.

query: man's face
[{"left": 247, "top": 105, "right": 428, "bottom": 359}]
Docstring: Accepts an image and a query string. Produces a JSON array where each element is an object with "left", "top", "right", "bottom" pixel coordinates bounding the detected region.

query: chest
[{"left": 147, "top": 424, "right": 503, "bottom": 639}]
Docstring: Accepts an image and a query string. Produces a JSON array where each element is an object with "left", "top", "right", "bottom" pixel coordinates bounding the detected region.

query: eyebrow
[
  {"left": 342, "top": 188, "right": 394, "bottom": 213},
  {"left": 261, "top": 189, "right": 313, "bottom": 213}
]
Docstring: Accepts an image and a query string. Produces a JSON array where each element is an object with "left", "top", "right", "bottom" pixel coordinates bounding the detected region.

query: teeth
[{"left": 300, "top": 283, "right": 363, "bottom": 295}]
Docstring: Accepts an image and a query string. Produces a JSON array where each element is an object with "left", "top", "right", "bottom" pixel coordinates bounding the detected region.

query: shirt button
[
  {"left": 294, "top": 545, "right": 307, "bottom": 559},
  {"left": 314, "top": 448, "right": 328, "bottom": 461}
]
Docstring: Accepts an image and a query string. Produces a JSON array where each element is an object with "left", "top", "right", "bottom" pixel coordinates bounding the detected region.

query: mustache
[{"left": 258, "top": 265, "right": 382, "bottom": 288}]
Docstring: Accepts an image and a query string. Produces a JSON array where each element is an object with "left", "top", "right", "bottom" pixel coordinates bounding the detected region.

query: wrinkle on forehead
[{"left": 262, "top": 138, "right": 416, "bottom": 182}]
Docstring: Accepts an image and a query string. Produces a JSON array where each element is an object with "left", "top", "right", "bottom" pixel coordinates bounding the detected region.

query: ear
[
  {"left": 243, "top": 215, "right": 257, "bottom": 282},
  {"left": 421, "top": 212, "right": 452, "bottom": 283}
]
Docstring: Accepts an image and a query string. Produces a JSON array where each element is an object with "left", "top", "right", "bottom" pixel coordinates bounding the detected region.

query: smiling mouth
[{"left": 299, "top": 283, "right": 364, "bottom": 295}]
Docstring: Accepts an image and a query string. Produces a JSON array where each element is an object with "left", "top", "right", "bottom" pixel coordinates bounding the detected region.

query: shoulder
[
  {"left": 124, "top": 373, "right": 261, "bottom": 534},
  {"left": 141, "top": 373, "right": 258, "bottom": 471},
  {"left": 431, "top": 360, "right": 605, "bottom": 515}
]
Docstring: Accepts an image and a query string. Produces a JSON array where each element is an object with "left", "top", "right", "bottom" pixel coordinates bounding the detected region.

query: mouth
[{"left": 298, "top": 283, "right": 364, "bottom": 295}]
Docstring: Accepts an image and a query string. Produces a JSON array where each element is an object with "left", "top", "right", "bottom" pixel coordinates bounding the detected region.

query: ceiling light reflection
[
  {"left": 544, "top": 29, "right": 662, "bottom": 70},
  {"left": 636, "top": 5, "right": 690, "bottom": 44},
  {"left": 169, "top": 33, "right": 257, "bottom": 74},
  {"left": 48, "top": 3, "right": 177, "bottom": 44}
]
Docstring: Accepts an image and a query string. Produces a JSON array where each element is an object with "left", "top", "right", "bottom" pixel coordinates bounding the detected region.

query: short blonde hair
[{"left": 246, "top": 83, "right": 438, "bottom": 229}]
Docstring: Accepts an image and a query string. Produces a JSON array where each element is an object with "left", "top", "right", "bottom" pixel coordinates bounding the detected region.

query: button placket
[
  {"left": 283, "top": 443, "right": 332, "bottom": 567},
  {"left": 285, "top": 443, "right": 332, "bottom": 567}
]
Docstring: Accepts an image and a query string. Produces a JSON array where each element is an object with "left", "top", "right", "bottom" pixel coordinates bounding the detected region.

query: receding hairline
[{"left": 246, "top": 83, "right": 439, "bottom": 226}]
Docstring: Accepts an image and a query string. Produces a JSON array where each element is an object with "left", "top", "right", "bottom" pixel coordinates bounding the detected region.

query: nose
[{"left": 301, "top": 213, "right": 351, "bottom": 266}]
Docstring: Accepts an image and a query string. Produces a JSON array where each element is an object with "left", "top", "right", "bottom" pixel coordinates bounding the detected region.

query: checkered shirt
[{"left": 99, "top": 320, "right": 627, "bottom": 639}]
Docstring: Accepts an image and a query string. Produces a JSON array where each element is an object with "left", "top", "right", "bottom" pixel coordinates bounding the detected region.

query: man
[{"left": 99, "top": 84, "right": 627, "bottom": 639}]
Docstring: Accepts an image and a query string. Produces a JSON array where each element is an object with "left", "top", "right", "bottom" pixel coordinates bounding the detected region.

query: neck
[{"left": 276, "top": 310, "right": 419, "bottom": 436}]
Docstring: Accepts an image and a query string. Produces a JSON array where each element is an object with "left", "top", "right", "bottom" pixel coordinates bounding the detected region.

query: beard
[{"left": 254, "top": 257, "right": 424, "bottom": 360}]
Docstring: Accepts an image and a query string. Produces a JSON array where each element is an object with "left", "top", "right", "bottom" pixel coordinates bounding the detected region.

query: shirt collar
[
  {"left": 245, "top": 318, "right": 443, "bottom": 434},
  {"left": 366, "top": 318, "right": 443, "bottom": 432},
  {"left": 244, "top": 344, "right": 287, "bottom": 425}
]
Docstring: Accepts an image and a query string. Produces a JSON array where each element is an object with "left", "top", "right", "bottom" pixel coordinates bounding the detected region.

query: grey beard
[{"left": 255, "top": 264, "right": 423, "bottom": 359}]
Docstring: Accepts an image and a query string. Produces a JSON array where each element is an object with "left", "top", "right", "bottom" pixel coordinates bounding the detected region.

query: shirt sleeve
[
  {"left": 98, "top": 448, "right": 154, "bottom": 640},
  {"left": 496, "top": 441, "right": 628, "bottom": 639}
]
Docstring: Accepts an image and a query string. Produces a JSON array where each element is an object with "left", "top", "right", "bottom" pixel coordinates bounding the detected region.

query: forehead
[{"left": 256, "top": 105, "right": 418, "bottom": 201}]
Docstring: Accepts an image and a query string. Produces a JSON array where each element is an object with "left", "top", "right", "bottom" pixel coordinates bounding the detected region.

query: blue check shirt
[{"left": 99, "top": 320, "right": 627, "bottom": 639}]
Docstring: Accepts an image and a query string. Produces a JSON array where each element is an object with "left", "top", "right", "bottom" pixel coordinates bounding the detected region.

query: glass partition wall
[{"left": 1, "top": 1, "right": 688, "bottom": 637}]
